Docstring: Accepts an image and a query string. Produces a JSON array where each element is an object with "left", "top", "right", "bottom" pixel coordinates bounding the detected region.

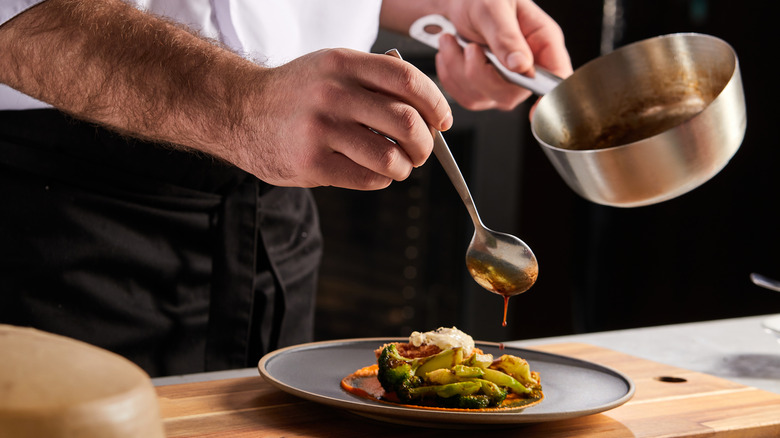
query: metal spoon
[
  {"left": 751, "top": 273, "right": 780, "bottom": 292},
  {"left": 432, "top": 131, "right": 539, "bottom": 298},
  {"left": 383, "top": 49, "right": 539, "bottom": 304}
]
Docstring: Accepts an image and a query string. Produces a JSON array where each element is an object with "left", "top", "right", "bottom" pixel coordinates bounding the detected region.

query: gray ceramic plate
[{"left": 258, "top": 338, "right": 634, "bottom": 427}]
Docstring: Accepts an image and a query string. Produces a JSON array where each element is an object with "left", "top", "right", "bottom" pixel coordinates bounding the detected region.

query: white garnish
[{"left": 409, "top": 327, "right": 474, "bottom": 355}]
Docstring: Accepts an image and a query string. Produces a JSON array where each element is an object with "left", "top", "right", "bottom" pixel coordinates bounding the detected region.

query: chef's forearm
[
  {"left": 0, "top": 0, "right": 265, "bottom": 157},
  {"left": 379, "top": 0, "right": 445, "bottom": 35}
]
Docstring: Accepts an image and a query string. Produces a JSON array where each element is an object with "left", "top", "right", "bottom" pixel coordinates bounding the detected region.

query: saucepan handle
[{"left": 408, "top": 14, "right": 561, "bottom": 96}]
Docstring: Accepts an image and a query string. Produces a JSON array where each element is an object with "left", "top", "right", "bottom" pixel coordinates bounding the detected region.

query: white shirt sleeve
[
  {"left": 0, "top": 0, "right": 46, "bottom": 26},
  {"left": 216, "top": 0, "right": 381, "bottom": 67}
]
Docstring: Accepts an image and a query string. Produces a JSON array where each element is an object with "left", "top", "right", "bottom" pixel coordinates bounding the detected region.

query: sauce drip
[
  {"left": 502, "top": 296, "right": 509, "bottom": 327},
  {"left": 466, "top": 257, "right": 537, "bottom": 327}
]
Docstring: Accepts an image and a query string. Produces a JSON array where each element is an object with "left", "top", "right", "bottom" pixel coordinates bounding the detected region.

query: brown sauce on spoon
[{"left": 466, "top": 258, "right": 538, "bottom": 326}]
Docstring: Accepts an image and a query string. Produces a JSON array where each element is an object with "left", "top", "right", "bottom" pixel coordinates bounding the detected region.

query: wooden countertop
[{"left": 156, "top": 343, "right": 780, "bottom": 437}]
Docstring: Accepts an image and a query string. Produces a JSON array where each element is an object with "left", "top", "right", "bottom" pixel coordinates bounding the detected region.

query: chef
[{"left": 0, "top": 0, "right": 571, "bottom": 377}]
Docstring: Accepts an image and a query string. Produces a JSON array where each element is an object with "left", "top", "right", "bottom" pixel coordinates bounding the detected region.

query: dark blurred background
[{"left": 312, "top": 0, "right": 779, "bottom": 342}]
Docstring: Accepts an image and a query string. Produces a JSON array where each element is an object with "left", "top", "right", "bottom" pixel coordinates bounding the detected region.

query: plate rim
[{"left": 258, "top": 337, "right": 635, "bottom": 425}]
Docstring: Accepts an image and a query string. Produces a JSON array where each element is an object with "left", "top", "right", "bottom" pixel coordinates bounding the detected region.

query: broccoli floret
[
  {"left": 376, "top": 344, "right": 424, "bottom": 402},
  {"left": 449, "top": 395, "right": 491, "bottom": 409}
]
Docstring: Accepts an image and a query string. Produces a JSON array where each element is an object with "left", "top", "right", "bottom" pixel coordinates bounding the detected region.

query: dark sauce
[
  {"left": 466, "top": 258, "right": 538, "bottom": 327},
  {"left": 562, "top": 96, "right": 709, "bottom": 151}
]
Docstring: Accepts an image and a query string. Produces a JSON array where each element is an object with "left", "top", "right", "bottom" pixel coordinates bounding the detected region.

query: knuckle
[
  {"left": 393, "top": 64, "right": 419, "bottom": 94},
  {"left": 318, "top": 48, "right": 351, "bottom": 71},
  {"left": 310, "top": 80, "right": 344, "bottom": 107},
  {"left": 376, "top": 145, "right": 403, "bottom": 173},
  {"left": 549, "top": 22, "right": 566, "bottom": 44},
  {"left": 395, "top": 105, "right": 419, "bottom": 133},
  {"left": 529, "top": 21, "right": 566, "bottom": 51}
]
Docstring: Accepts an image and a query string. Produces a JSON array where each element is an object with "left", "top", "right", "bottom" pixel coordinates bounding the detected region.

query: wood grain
[{"left": 156, "top": 343, "right": 780, "bottom": 437}]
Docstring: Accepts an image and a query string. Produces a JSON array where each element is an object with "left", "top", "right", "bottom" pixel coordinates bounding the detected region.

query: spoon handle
[{"left": 432, "top": 131, "right": 483, "bottom": 228}]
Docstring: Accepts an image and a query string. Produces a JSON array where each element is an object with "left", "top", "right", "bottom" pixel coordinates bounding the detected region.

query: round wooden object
[{"left": 0, "top": 325, "right": 165, "bottom": 438}]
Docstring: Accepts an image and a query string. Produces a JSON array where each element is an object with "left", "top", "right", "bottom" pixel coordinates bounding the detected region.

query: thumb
[{"left": 475, "top": 13, "right": 534, "bottom": 74}]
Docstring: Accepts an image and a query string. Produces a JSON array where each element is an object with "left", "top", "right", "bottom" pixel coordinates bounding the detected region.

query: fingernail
[
  {"left": 506, "top": 51, "right": 528, "bottom": 72},
  {"left": 440, "top": 33, "right": 456, "bottom": 49},
  {"left": 442, "top": 111, "right": 453, "bottom": 131}
]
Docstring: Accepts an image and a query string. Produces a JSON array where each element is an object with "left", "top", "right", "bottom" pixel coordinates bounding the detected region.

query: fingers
[
  {"left": 433, "top": 0, "right": 572, "bottom": 111},
  {"left": 353, "top": 96, "right": 436, "bottom": 168},
  {"left": 302, "top": 121, "right": 425, "bottom": 190},
  {"left": 461, "top": 1, "right": 535, "bottom": 75},
  {"left": 274, "top": 49, "right": 447, "bottom": 190},
  {"left": 310, "top": 150, "right": 394, "bottom": 191},
  {"left": 514, "top": 1, "right": 573, "bottom": 78},
  {"left": 349, "top": 52, "right": 453, "bottom": 134},
  {"left": 322, "top": 85, "right": 438, "bottom": 184},
  {"left": 463, "top": 0, "right": 570, "bottom": 78},
  {"left": 437, "top": 34, "right": 532, "bottom": 111},
  {"left": 319, "top": 51, "right": 448, "bottom": 182},
  {"left": 328, "top": 125, "right": 414, "bottom": 184}
]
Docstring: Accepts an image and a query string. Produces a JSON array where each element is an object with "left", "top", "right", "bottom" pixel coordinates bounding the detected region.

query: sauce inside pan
[{"left": 563, "top": 94, "right": 710, "bottom": 151}]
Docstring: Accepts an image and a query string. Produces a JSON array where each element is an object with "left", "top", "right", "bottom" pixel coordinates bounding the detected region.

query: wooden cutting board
[{"left": 156, "top": 343, "right": 780, "bottom": 437}]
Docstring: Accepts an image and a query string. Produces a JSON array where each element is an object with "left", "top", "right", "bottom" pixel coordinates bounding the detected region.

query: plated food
[{"left": 341, "top": 327, "right": 543, "bottom": 411}]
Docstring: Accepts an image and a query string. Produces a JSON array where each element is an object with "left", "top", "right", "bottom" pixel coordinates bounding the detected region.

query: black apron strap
[{"left": 206, "top": 178, "right": 266, "bottom": 370}]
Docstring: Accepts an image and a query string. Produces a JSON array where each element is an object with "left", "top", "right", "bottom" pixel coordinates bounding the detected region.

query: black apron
[{"left": 0, "top": 109, "right": 322, "bottom": 377}]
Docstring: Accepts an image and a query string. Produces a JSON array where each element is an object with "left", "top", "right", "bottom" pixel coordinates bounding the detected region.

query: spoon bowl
[{"left": 466, "top": 228, "right": 539, "bottom": 297}]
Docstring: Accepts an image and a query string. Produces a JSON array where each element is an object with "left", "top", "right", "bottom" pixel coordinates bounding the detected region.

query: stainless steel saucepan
[{"left": 410, "top": 15, "right": 746, "bottom": 207}]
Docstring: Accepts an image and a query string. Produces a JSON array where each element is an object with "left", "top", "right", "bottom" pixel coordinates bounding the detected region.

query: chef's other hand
[
  {"left": 247, "top": 49, "right": 452, "bottom": 190},
  {"left": 436, "top": 0, "right": 573, "bottom": 111}
]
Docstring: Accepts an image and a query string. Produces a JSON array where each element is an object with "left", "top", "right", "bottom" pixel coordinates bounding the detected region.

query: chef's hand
[
  {"left": 438, "top": 0, "right": 573, "bottom": 111},
  {"left": 381, "top": 0, "right": 572, "bottom": 112},
  {"left": 244, "top": 49, "right": 452, "bottom": 190}
]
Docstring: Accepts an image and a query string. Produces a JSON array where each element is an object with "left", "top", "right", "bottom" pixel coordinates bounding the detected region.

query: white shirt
[{"left": 0, "top": 0, "right": 382, "bottom": 110}]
